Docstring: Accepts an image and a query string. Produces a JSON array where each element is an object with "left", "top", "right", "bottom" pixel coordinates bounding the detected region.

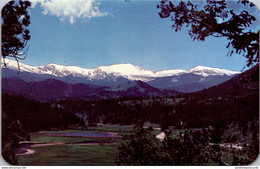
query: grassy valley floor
[
  {"left": 18, "top": 144, "right": 118, "bottom": 165},
  {"left": 16, "top": 127, "right": 249, "bottom": 166},
  {"left": 17, "top": 127, "right": 131, "bottom": 165}
]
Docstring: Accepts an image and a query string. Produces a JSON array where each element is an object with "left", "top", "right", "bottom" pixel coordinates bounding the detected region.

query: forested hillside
[
  {"left": 2, "top": 94, "right": 84, "bottom": 164},
  {"left": 51, "top": 64, "right": 259, "bottom": 130}
]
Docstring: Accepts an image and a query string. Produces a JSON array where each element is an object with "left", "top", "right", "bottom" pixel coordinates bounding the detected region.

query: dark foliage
[
  {"left": 157, "top": 0, "right": 259, "bottom": 67},
  {"left": 118, "top": 126, "right": 214, "bottom": 165},
  {"left": 118, "top": 124, "right": 259, "bottom": 165},
  {"left": 230, "top": 119, "right": 259, "bottom": 165},
  {"left": 2, "top": 0, "right": 31, "bottom": 71},
  {"left": 161, "top": 129, "right": 222, "bottom": 165},
  {"left": 2, "top": 94, "right": 82, "bottom": 164},
  {"left": 2, "top": 94, "right": 81, "bottom": 132},
  {"left": 53, "top": 97, "right": 176, "bottom": 126},
  {"left": 2, "top": 111, "right": 27, "bottom": 165},
  {"left": 118, "top": 125, "right": 162, "bottom": 165}
]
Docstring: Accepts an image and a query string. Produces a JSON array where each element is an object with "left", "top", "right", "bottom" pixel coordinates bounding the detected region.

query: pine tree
[{"left": 2, "top": 0, "right": 31, "bottom": 71}]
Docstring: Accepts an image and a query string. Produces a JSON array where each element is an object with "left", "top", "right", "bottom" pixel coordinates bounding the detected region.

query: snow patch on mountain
[{"left": 171, "top": 78, "right": 178, "bottom": 82}]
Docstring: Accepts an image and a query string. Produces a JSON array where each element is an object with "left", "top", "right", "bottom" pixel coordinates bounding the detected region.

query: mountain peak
[
  {"left": 191, "top": 65, "right": 210, "bottom": 70},
  {"left": 189, "top": 65, "right": 240, "bottom": 77},
  {"left": 98, "top": 63, "right": 152, "bottom": 76}
]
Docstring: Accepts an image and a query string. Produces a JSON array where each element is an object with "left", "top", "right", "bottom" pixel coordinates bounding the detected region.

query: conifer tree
[{"left": 2, "top": 0, "right": 31, "bottom": 71}]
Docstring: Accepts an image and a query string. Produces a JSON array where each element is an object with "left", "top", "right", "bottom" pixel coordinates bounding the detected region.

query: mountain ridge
[
  {"left": 2, "top": 58, "right": 239, "bottom": 81},
  {"left": 2, "top": 58, "right": 240, "bottom": 93},
  {"left": 2, "top": 77, "right": 179, "bottom": 101}
]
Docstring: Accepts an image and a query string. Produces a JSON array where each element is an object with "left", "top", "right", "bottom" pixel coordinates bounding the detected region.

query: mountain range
[{"left": 2, "top": 58, "right": 239, "bottom": 90}]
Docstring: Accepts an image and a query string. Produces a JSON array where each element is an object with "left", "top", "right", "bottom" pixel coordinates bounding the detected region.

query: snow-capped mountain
[
  {"left": 2, "top": 58, "right": 241, "bottom": 93},
  {"left": 188, "top": 66, "right": 239, "bottom": 77},
  {"left": 1, "top": 59, "right": 186, "bottom": 81},
  {"left": 1, "top": 58, "right": 239, "bottom": 82}
]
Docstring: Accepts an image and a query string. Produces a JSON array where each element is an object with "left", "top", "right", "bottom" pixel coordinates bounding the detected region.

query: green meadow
[{"left": 17, "top": 126, "right": 134, "bottom": 165}]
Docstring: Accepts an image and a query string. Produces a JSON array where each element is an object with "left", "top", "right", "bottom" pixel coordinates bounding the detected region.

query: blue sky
[{"left": 3, "top": 0, "right": 260, "bottom": 71}]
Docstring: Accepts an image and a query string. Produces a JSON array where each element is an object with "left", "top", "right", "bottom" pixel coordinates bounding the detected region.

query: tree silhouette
[
  {"left": 118, "top": 125, "right": 163, "bottom": 165},
  {"left": 2, "top": 0, "right": 31, "bottom": 72},
  {"left": 157, "top": 0, "right": 259, "bottom": 68}
]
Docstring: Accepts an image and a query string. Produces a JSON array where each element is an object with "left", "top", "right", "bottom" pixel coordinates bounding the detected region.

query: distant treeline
[
  {"left": 2, "top": 94, "right": 83, "bottom": 164},
  {"left": 2, "top": 94, "right": 82, "bottom": 132},
  {"left": 53, "top": 90, "right": 258, "bottom": 130}
]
